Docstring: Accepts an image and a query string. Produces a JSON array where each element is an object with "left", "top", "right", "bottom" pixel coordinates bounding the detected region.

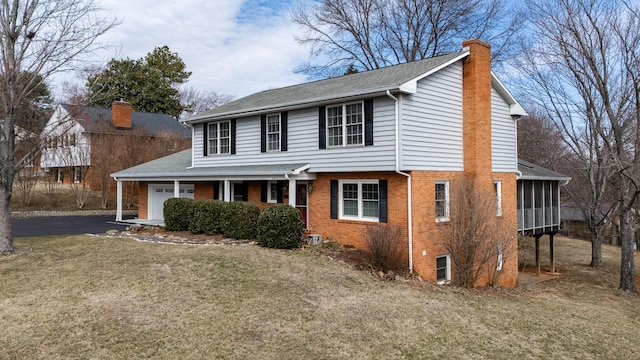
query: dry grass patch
[{"left": 0, "top": 234, "right": 638, "bottom": 359}]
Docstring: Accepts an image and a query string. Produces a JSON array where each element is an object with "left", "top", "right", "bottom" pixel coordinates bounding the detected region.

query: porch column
[
  {"left": 173, "top": 180, "right": 180, "bottom": 198},
  {"left": 116, "top": 179, "right": 123, "bottom": 222},
  {"left": 223, "top": 180, "right": 231, "bottom": 201},
  {"left": 288, "top": 179, "right": 296, "bottom": 207}
]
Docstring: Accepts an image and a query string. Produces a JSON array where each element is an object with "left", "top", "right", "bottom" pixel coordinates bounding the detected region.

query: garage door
[{"left": 149, "top": 184, "right": 195, "bottom": 221}]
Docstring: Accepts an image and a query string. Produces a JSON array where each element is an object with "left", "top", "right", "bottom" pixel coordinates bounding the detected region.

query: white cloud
[{"left": 52, "top": 0, "right": 310, "bottom": 101}]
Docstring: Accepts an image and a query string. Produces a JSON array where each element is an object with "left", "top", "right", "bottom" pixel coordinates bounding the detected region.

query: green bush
[
  {"left": 163, "top": 198, "right": 194, "bottom": 231},
  {"left": 189, "top": 200, "right": 225, "bottom": 235},
  {"left": 220, "top": 201, "right": 261, "bottom": 239},
  {"left": 257, "top": 205, "right": 304, "bottom": 249}
]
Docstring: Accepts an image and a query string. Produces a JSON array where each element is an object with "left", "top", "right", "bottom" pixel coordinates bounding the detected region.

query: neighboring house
[
  {"left": 112, "top": 40, "right": 567, "bottom": 286},
  {"left": 40, "top": 101, "right": 191, "bottom": 189}
]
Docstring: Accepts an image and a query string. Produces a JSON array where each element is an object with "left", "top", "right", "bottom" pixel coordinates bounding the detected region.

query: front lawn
[{"left": 0, "top": 235, "right": 638, "bottom": 359}]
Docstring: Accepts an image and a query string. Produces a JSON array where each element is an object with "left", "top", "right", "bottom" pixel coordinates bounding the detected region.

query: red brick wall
[{"left": 308, "top": 172, "right": 409, "bottom": 254}]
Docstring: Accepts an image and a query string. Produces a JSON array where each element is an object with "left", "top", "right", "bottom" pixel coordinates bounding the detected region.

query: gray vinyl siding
[
  {"left": 192, "top": 96, "right": 397, "bottom": 172},
  {"left": 400, "top": 61, "right": 464, "bottom": 171},
  {"left": 491, "top": 87, "right": 517, "bottom": 172}
]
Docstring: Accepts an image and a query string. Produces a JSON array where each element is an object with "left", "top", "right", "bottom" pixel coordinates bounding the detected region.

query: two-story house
[
  {"left": 112, "top": 40, "right": 565, "bottom": 286},
  {"left": 40, "top": 101, "right": 191, "bottom": 189}
]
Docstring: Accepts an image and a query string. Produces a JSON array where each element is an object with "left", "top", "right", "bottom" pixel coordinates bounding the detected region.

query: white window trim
[
  {"left": 338, "top": 179, "right": 379, "bottom": 222},
  {"left": 326, "top": 101, "right": 364, "bottom": 148},
  {"left": 267, "top": 180, "right": 278, "bottom": 203},
  {"left": 207, "top": 120, "right": 231, "bottom": 155},
  {"left": 435, "top": 180, "right": 450, "bottom": 222},
  {"left": 494, "top": 180, "right": 503, "bottom": 217},
  {"left": 436, "top": 254, "right": 451, "bottom": 285},
  {"left": 266, "top": 113, "right": 281, "bottom": 152}
]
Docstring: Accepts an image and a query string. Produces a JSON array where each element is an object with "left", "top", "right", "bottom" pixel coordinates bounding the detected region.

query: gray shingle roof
[
  {"left": 62, "top": 104, "right": 190, "bottom": 137},
  {"left": 111, "top": 149, "right": 309, "bottom": 179},
  {"left": 185, "top": 51, "right": 466, "bottom": 122},
  {"left": 518, "top": 159, "right": 571, "bottom": 181}
]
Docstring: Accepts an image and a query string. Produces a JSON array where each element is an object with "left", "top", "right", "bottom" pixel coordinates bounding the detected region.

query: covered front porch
[
  {"left": 517, "top": 160, "right": 571, "bottom": 276},
  {"left": 111, "top": 150, "right": 316, "bottom": 226}
]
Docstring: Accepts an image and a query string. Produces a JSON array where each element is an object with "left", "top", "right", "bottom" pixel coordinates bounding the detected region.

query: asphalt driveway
[{"left": 12, "top": 215, "right": 132, "bottom": 238}]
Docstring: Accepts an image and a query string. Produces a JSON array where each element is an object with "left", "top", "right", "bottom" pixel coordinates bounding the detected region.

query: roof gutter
[{"left": 386, "top": 89, "right": 413, "bottom": 274}]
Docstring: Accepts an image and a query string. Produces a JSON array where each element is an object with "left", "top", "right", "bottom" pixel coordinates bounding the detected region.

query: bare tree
[
  {"left": 0, "top": 0, "right": 118, "bottom": 252},
  {"left": 519, "top": 0, "right": 640, "bottom": 291},
  {"left": 438, "top": 179, "right": 516, "bottom": 288},
  {"left": 179, "top": 86, "right": 233, "bottom": 119},
  {"left": 292, "top": 0, "right": 520, "bottom": 77}
]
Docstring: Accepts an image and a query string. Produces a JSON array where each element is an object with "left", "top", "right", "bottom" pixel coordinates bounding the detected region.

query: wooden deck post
[
  {"left": 549, "top": 233, "right": 555, "bottom": 273},
  {"left": 535, "top": 234, "right": 541, "bottom": 276}
]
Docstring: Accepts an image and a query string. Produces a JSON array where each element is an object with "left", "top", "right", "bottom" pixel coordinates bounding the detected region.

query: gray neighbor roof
[
  {"left": 111, "top": 149, "right": 308, "bottom": 180},
  {"left": 185, "top": 51, "right": 467, "bottom": 122},
  {"left": 518, "top": 159, "right": 571, "bottom": 182},
  {"left": 62, "top": 104, "right": 191, "bottom": 137}
]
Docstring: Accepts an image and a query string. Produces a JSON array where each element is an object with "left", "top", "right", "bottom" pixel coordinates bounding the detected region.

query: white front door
[{"left": 149, "top": 184, "right": 194, "bottom": 220}]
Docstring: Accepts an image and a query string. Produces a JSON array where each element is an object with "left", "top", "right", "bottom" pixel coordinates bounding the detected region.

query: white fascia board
[
  {"left": 182, "top": 87, "right": 398, "bottom": 124},
  {"left": 491, "top": 72, "right": 528, "bottom": 118},
  {"left": 398, "top": 51, "right": 470, "bottom": 94}
]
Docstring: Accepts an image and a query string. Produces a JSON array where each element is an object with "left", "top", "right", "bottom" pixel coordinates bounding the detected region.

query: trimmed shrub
[
  {"left": 163, "top": 197, "right": 194, "bottom": 231},
  {"left": 189, "top": 200, "right": 225, "bottom": 235},
  {"left": 257, "top": 205, "right": 304, "bottom": 249},
  {"left": 220, "top": 201, "right": 260, "bottom": 239}
]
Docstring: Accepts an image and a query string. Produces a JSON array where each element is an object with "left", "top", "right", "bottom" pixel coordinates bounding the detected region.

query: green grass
[{"left": 0, "top": 234, "right": 638, "bottom": 359}]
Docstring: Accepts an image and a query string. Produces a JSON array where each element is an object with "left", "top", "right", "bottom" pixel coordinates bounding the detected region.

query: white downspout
[
  {"left": 386, "top": 90, "right": 413, "bottom": 273},
  {"left": 514, "top": 116, "right": 523, "bottom": 178}
]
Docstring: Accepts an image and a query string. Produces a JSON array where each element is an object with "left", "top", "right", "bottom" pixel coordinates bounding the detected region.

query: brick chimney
[
  {"left": 462, "top": 39, "right": 492, "bottom": 181},
  {"left": 112, "top": 100, "right": 132, "bottom": 129}
]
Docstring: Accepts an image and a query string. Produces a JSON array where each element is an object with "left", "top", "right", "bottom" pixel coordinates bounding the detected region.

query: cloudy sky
[{"left": 54, "top": 0, "right": 312, "bottom": 101}]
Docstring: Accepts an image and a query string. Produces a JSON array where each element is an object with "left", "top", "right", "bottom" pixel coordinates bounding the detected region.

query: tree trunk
[
  {"left": 0, "top": 186, "right": 14, "bottom": 253},
  {"left": 590, "top": 228, "right": 603, "bottom": 267},
  {"left": 619, "top": 208, "right": 636, "bottom": 292}
]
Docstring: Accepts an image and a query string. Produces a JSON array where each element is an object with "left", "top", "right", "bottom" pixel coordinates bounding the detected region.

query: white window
[
  {"left": 435, "top": 181, "right": 449, "bottom": 222},
  {"left": 73, "top": 167, "right": 83, "bottom": 183},
  {"left": 69, "top": 133, "right": 77, "bottom": 146},
  {"left": 267, "top": 114, "right": 280, "bottom": 152},
  {"left": 327, "top": 102, "right": 364, "bottom": 147},
  {"left": 208, "top": 121, "right": 231, "bottom": 155},
  {"left": 494, "top": 180, "right": 502, "bottom": 216},
  {"left": 436, "top": 255, "right": 451, "bottom": 284},
  {"left": 267, "top": 181, "right": 278, "bottom": 203},
  {"left": 340, "top": 180, "right": 379, "bottom": 221}
]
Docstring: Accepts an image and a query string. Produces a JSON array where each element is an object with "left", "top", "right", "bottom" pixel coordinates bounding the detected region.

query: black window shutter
[
  {"left": 260, "top": 180, "right": 267, "bottom": 202},
  {"left": 364, "top": 99, "right": 374, "bottom": 146},
  {"left": 203, "top": 123, "right": 209, "bottom": 156},
  {"left": 213, "top": 181, "right": 219, "bottom": 200},
  {"left": 319, "top": 106, "right": 326, "bottom": 149},
  {"left": 281, "top": 112, "right": 288, "bottom": 151},
  {"left": 379, "top": 179, "right": 388, "bottom": 223},
  {"left": 242, "top": 182, "right": 248, "bottom": 201},
  {"left": 230, "top": 119, "right": 237, "bottom": 154},
  {"left": 277, "top": 180, "right": 285, "bottom": 203},
  {"left": 260, "top": 115, "right": 266, "bottom": 153},
  {"left": 330, "top": 180, "right": 338, "bottom": 219}
]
